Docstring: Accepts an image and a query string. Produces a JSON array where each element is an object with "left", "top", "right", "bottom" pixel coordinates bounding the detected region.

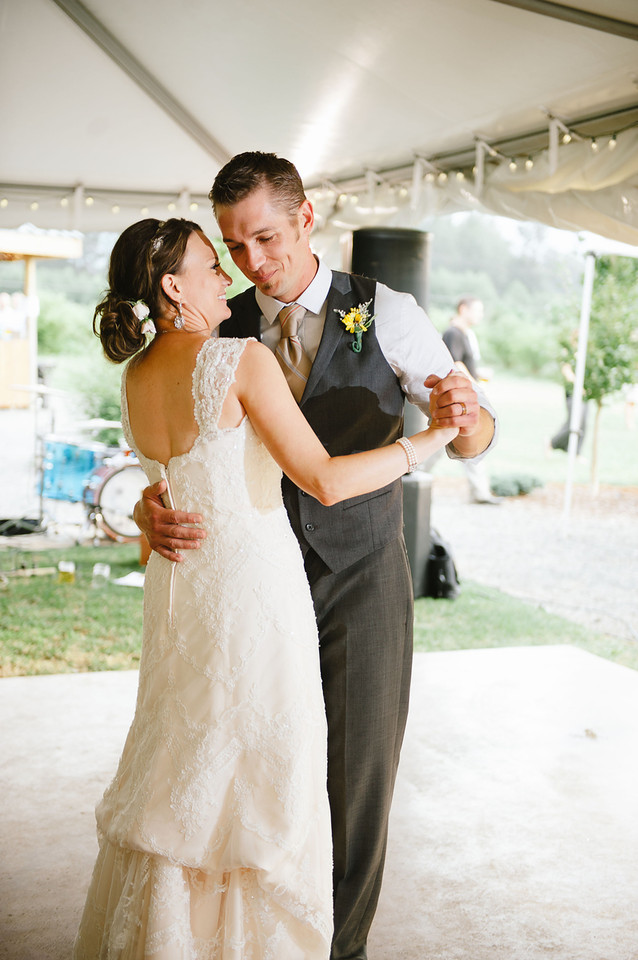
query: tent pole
[{"left": 562, "top": 251, "right": 595, "bottom": 532}]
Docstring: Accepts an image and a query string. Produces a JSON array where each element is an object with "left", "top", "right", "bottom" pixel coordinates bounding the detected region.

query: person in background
[{"left": 548, "top": 329, "right": 588, "bottom": 456}]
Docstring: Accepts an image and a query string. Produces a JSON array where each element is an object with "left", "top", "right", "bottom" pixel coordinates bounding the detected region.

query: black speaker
[
  {"left": 350, "top": 226, "right": 433, "bottom": 597},
  {"left": 351, "top": 226, "right": 431, "bottom": 311}
]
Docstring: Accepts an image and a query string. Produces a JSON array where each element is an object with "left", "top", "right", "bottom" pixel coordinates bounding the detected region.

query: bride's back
[{"left": 125, "top": 334, "right": 244, "bottom": 465}]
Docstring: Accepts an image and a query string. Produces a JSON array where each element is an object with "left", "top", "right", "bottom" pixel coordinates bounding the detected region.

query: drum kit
[
  {"left": 41, "top": 431, "right": 146, "bottom": 541},
  {"left": 10, "top": 384, "right": 147, "bottom": 542}
]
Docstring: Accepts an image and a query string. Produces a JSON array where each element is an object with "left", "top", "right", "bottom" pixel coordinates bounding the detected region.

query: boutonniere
[{"left": 334, "top": 299, "right": 375, "bottom": 353}]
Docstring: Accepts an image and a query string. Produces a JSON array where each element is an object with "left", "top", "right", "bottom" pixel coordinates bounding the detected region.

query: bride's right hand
[{"left": 134, "top": 480, "right": 206, "bottom": 562}]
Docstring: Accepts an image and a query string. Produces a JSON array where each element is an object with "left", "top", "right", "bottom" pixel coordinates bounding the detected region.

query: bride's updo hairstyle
[{"left": 94, "top": 217, "right": 201, "bottom": 363}]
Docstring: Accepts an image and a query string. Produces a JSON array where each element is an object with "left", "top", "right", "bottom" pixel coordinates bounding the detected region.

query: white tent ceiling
[{"left": 1, "top": 0, "right": 638, "bottom": 243}]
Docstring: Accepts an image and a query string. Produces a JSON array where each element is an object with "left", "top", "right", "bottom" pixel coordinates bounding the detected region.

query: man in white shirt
[{"left": 135, "top": 152, "right": 497, "bottom": 960}]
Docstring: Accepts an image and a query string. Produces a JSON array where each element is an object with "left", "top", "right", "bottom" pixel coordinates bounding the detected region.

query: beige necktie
[{"left": 275, "top": 303, "right": 312, "bottom": 402}]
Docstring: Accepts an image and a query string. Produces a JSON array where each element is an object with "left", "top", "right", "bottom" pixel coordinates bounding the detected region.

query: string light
[{"left": 1, "top": 120, "right": 630, "bottom": 226}]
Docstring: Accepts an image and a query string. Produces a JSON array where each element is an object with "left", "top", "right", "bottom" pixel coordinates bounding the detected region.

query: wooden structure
[{"left": 0, "top": 230, "right": 82, "bottom": 408}]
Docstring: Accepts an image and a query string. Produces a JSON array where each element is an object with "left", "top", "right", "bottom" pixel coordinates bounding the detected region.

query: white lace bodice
[{"left": 120, "top": 336, "right": 284, "bottom": 521}]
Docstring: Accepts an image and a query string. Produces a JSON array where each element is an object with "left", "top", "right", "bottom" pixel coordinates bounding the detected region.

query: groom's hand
[
  {"left": 426, "top": 369, "right": 479, "bottom": 435},
  {"left": 425, "top": 370, "right": 494, "bottom": 457},
  {"left": 134, "top": 480, "right": 206, "bottom": 562}
]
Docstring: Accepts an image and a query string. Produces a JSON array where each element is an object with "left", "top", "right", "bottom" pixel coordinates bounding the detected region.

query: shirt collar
[{"left": 255, "top": 257, "right": 332, "bottom": 325}]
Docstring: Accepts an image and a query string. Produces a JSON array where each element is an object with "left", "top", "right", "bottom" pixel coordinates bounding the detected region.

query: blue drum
[
  {"left": 83, "top": 453, "right": 146, "bottom": 541},
  {"left": 41, "top": 437, "right": 107, "bottom": 502}
]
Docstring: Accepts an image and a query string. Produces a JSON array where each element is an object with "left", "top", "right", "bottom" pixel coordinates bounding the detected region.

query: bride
[{"left": 73, "top": 217, "right": 457, "bottom": 959}]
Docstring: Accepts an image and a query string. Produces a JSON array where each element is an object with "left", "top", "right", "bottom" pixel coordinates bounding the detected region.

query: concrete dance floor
[{"left": 1, "top": 645, "right": 637, "bottom": 960}]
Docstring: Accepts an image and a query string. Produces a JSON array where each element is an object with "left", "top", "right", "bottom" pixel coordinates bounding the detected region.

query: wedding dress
[{"left": 73, "top": 337, "right": 333, "bottom": 960}]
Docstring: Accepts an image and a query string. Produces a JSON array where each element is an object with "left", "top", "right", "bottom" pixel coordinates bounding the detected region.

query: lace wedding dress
[{"left": 73, "top": 338, "right": 333, "bottom": 960}]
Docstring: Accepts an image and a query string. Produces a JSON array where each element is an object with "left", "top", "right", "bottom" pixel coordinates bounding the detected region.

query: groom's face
[{"left": 217, "top": 186, "right": 317, "bottom": 304}]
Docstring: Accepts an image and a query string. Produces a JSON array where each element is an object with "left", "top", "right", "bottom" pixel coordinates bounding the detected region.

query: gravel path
[{"left": 429, "top": 477, "right": 638, "bottom": 642}]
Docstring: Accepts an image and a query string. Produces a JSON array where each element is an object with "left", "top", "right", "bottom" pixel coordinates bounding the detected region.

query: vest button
[
  {"left": 300, "top": 491, "right": 307, "bottom": 496},
  {"left": 305, "top": 523, "right": 315, "bottom": 532}
]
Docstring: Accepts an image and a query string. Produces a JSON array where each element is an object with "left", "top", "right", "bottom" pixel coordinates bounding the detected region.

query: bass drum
[{"left": 86, "top": 462, "right": 147, "bottom": 542}]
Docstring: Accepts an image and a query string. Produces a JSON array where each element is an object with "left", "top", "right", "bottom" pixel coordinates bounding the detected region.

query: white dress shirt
[{"left": 254, "top": 258, "right": 497, "bottom": 460}]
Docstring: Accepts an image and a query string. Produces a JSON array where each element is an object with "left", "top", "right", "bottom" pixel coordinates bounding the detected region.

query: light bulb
[
  {"left": 167, "top": 202, "right": 176, "bottom": 212},
  {"left": 591, "top": 138, "right": 599, "bottom": 152},
  {"left": 1, "top": 198, "right": 8, "bottom": 208},
  {"left": 85, "top": 196, "right": 94, "bottom": 206},
  {"left": 608, "top": 134, "right": 617, "bottom": 151},
  {"left": 509, "top": 159, "right": 517, "bottom": 171},
  {"left": 60, "top": 197, "right": 69, "bottom": 207},
  {"left": 562, "top": 132, "right": 571, "bottom": 144},
  {"left": 111, "top": 204, "right": 120, "bottom": 214},
  {"left": 525, "top": 157, "right": 534, "bottom": 170}
]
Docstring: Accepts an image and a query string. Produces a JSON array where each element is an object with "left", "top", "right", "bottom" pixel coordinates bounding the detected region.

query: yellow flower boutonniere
[{"left": 334, "top": 299, "right": 375, "bottom": 353}]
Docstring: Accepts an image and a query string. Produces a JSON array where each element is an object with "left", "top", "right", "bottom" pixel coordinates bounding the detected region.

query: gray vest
[{"left": 221, "top": 271, "right": 405, "bottom": 572}]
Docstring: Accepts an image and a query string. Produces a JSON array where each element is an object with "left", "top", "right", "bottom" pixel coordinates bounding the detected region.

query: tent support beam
[
  {"left": 488, "top": 0, "right": 638, "bottom": 41},
  {"left": 50, "top": 0, "right": 230, "bottom": 165},
  {"left": 562, "top": 251, "right": 596, "bottom": 532}
]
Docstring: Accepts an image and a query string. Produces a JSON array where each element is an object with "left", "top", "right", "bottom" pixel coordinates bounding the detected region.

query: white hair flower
[{"left": 131, "top": 300, "right": 150, "bottom": 321}]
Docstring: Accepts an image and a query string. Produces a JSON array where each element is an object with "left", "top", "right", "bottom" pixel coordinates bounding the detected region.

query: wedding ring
[{"left": 460, "top": 401, "right": 467, "bottom": 416}]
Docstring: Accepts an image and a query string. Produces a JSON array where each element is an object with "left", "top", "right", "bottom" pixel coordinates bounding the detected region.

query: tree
[{"left": 582, "top": 256, "right": 638, "bottom": 490}]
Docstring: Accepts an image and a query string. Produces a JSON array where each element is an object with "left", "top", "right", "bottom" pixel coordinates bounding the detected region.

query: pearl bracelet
[{"left": 396, "top": 436, "right": 418, "bottom": 474}]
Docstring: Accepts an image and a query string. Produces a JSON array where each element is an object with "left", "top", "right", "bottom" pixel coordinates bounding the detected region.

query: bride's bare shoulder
[{"left": 238, "top": 338, "right": 277, "bottom": 370}]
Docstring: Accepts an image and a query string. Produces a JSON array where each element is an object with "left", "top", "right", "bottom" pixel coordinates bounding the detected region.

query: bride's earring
[{"left": 173, "top": 301, "right": 184, "bottom": 330}]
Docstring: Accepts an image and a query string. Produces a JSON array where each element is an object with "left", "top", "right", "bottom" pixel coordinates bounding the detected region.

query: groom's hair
[{"left": 209, "top": 152, "right": 306, "bottom": 220}]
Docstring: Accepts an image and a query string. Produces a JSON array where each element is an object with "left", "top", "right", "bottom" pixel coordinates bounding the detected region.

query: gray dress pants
[{"left": 304, "top": 537, "right": 414, "bottom": 960}]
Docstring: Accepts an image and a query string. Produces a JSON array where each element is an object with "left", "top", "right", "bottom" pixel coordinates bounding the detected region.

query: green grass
[
  {"left": 432, "top": 374, "right": 637, "bottom": 488},
  {"left": 414, "top": 582, "right": 638, "bottom": 671},
  {"left": 1, "top": 543, "right": 636, "bottom": 677},
  {"left": 0, "top": 543, "right": 143, "bottom": 676}
]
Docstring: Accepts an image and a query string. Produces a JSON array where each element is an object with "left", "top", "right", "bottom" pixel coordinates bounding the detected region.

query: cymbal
[
  {"left": 11, "top": 383, "right": 70, "bottom": 396},
  {"left": 77, "top": 418, "right": 122, "bottom": 430}
]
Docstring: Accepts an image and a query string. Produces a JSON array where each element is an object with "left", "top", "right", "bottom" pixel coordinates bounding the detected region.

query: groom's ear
[{"left": 298, "top": 199, "right": 314, "bottom": 237}]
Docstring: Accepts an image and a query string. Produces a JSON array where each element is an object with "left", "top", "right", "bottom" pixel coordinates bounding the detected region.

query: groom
[{"left": 135, "top": 152, "right": 496, "bottom": 959}]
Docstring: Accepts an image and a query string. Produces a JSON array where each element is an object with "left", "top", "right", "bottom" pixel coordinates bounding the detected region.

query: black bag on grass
[{"left": 423, "top": 528, "right": 460, "bottom": 599}]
